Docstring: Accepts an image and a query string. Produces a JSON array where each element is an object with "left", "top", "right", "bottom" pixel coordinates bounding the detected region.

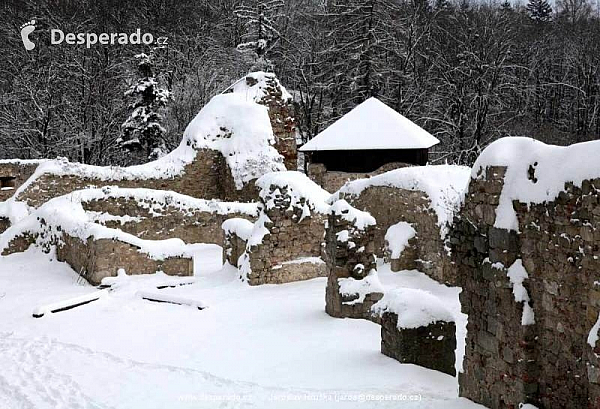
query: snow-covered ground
[{"left": 0, "top": 245, "right": 484, "bottom": 409}]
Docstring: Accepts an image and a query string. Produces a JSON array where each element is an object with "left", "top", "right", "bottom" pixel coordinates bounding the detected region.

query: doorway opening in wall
[{"left": 0, "top": 176, "right": 16, "bottom": 191}]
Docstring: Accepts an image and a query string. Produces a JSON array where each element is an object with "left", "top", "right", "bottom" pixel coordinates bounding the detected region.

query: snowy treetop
[
  {"left": 299, "top": 97, "right": 440, "bottom": 152},
  {"left": 372, "top": 288, "right": 455, "bottom": 329},
  {"left": 472, "top": 137, "right": 600, "bottom": 231}
]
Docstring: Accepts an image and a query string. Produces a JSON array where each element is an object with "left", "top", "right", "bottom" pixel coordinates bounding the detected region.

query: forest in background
[{"left": 0, "top": 0, "right": 599, "bottom": 166}]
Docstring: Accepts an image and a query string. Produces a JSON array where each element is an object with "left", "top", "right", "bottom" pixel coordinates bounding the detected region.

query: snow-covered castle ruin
[{"left": 3, "top": 72, "right": 600, "bottom": 409}]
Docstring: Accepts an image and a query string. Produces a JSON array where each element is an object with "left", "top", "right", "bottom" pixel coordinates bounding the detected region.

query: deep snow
[{"left": 0, "top": 246, "right": 484, "bottom": 409}]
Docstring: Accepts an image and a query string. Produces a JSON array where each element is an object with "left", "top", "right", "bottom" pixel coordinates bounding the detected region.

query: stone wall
[
  {"left": 342, "top": 186, "right": 455, "bottom": 285},
  {"left": 14, "top": 150, "right": 259, "bottom": 209},
  {"left": 248, "top": 74, "right": 298, "bottom": 170},
  {"left": 83, "top": 196, "right": 257, "bottom": 245},
  {"left": 0, "top": 224, "right": 192, "bottom": 286},
  {"left": 324, "top": 202, "right": 382, "bottom": 321},
  {"left": 57, "top": 234, "right": 193, "bottom": 286},
  {"left": 308, "top": 162, "right": 410, "bottom": 193},
  {"left": 223, "top": 227, "right": 249, "bottom": 267},
  {"left": 0, "top": 217, "right": 9, "bottom": 235},
  {"left": 0, "top": 162, "right": 40, "bottom": 202},
  {"left": 242, "top": 184, "right": 327, "bottom": 285},
  {"left": 452, "top": 166, "right": 600, "bottom": 409},
  {"left": 380, "top": 311, "right": 456, "bottom": 376}
]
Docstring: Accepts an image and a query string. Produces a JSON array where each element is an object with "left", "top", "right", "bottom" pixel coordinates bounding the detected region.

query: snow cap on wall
[
  {"left": 472, "top": 137, "right": 600, "bottom": 231},
  {"left": 229, "top": 71, "right": 293, "bottom": 103},
  {"left": 183, "top": 93, "right": 285, "bottom": 189}
]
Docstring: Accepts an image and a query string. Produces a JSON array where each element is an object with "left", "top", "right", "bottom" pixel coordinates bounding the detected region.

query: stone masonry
[
  {"left": 324, "top": 201, "right": 382, "bottom": 321},
  {"left": 0, "top": 161, "right": 40, "bottom": 202},
  {"left": 244, "top": 73, "right": 298, "bottom": 170},
  {"left": 14, "top": 149, "right": 258, "bottom": 209},
  {"left": 240, "top": 183, "right": 327, "bottom": 285},
  {"left": 83, "top": 195, "right": 257, "bottom": 246},
  {"left": 0, "top": 220, "right": 192, "bottom": 286},
  {"left": 57, "top": 234, "right": 193, "bottom": 286},
  {"left": 451, "top": 165, "right": 600, "bottom": 409},
  {"left": 341, "top": 185, "right": 456, "bottom": 285},
  {"left": 308, "top": 162, "right": 410, "bottom": 193},
  {"left": 379, "top": 311, "right": 456, "bottom": 376},
  {"left": 0, "top": 217, "right": 9, "bottom": 235}
]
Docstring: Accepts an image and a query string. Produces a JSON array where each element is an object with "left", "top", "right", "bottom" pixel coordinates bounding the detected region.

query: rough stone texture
[
  {"left": 308, "top": 162, "right": 411, "bottom": 193},
  {"left": 380, "top": 311, "right": 456, "bottom": 376},
  {"left": 342, "top": 186, "right": 456, "bottom": 285},
  {"left": 0, "top": 212, "right": 194, "bottom": 285},
  {"left": 0, "top": 217, "right": 9, "bottom": 235},
  {"left": 223, "top": 230, "right": 248, "bottom": 267},
  {"left": 388, "top": 235, "right": 419, "bottom": 272},
  {"left": 249, "top": 74, "right": 298, "bottom": 170},
  {"left": 15, "top": 149, "right": 259, "bottom": 209},
  {"left": 57, "top": 234, "right": 193, "bottom": 286},
  {"left": 1, "top": 232, "right": 37, "bottom": 256},
  {"left": 0, "top": 162, "right": 39, "bottom": 202},
  {"left": 82, "top": 196, "right": 256, "bottom": 245},
  {"left": 244, "top": 184, "right": 327, "bottom": 285},
  {"left": 452, "top": 166, "right": 600, "bottom": 409},
  {"left": 324, "top": 208, "right": 382, "bottom": 321}
]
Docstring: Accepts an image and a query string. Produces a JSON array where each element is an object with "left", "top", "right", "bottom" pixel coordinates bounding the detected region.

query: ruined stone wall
[
  {"left": 452, "top": 166, "right": 600, "bottom": 409},
  {"left": 324, "top": 203, "right": 382, "bottom": 321},
  {"left": 223, "top": 230, "right": 248, "bottom": 266},
  {"left": 57, "top": 234, "right": 193, "bottom": 286},
  {"left": 244, "top": 199, "right": 326, "bottom": 285},
  {"left": 342, "top": 186, "right": 455, "bottom": 285},
  {"left": 227, "top": 73, "right": 298, "bottom": 170},
  {"left": 308, "top": 162, "right": 411, "bottom": 193},
  {"left": 0, "top": 217, "right": 9, "bottom": 235},
  {"left": 0, "top": 162, "right": 40, "bottom": 202},
  {"left": 380, "top": 312, "right": 456, "bottom": 376},
  {"left": 255, "top": 76, "right": 298, "bottom": 170},
  {"left": 15, "top": 150, "right": 258, "bottom": 209},
  {"left": 82, "top": 196, "right": 256, "bottom": 245}
]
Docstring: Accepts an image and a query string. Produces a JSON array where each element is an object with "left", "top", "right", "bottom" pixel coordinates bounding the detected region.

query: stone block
[{"left": 380, "top": 311, "right": 456, "bottom": 376}]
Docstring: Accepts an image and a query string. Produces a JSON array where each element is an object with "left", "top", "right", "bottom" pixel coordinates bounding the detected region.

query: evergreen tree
[
  {"left": 234, "top": 0, "right": 285, "bottom": 71},
  {"left": 119, "top": 52, "right": 171, "bottom": 164},
  {"left": 526, "top": 0, "right": 553, "bottom": 22}
]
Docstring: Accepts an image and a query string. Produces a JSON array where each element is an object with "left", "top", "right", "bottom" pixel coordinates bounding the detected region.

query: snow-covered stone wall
[
  {"left": 235, "top": 172, "right": 328, "bottom": 285},
  {"left": 451, "top": 138, "right": 600, "bottom": 409},
  {"left": 0, "top": 161, "right": 41, "bottom": 202},
  {"left": 334, "top": 165, "right": 470, "bottom": 285},
  {"left": 372, "top": 288, "right": 456, "bottom": 376},
  {"left": 228, "top": 72, "right": 298, "bottom": 170},
  {"left": 81, "top": 188, "right": 258, "bottom": 246},
  {"left": 0, "top": 187, "right": 258, "bottom": 285},
  {"left": 1, "top": 89, "right": 286, "bottom": 218},
  {"left": 324, "top": 200, "right": 383, "bottom": 321},
  {"left": 307, "top": 162, "right": 410, "bottom": 193}
]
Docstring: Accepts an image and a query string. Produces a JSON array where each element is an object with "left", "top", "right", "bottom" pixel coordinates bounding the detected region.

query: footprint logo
[{"left": 20, "top": 20, "right": 36, "bottom": 51}]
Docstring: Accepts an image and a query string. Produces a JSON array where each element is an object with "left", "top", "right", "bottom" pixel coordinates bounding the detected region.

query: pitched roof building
[{"left": 300, "top": 97, "right": 439, "bottom": 172}]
